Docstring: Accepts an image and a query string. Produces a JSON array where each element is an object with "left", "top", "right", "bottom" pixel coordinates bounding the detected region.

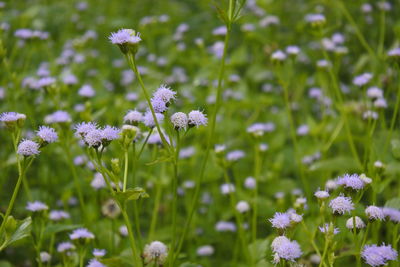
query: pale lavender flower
[
  {"left": 226, "top": 150, "right": 245, "bottom": 161},
  {"left": 151, "top": 98, "right": 168, "bottom": 113},
  {"left": 336, "top": 173, "right": 365, "bottom": 190},
  {"left": 346, "top": 216, "right": 366, "bottom": 229},
  {"left": 188, "top": 110, "right": 207, "bottom": 127},
  {"left": 84, "top": 129, "right": 104, "bottom": 148},
  {"left": 269, "top": 212, "right": 291, "bottom": 229},
  {"left": 74, "top": 122, "right": 98, "bottom": 137},
  {"left": 109, "top": 29, "right": 141, "bottom": 45},
  {"left": 382, "top": 207, "right": 400, "bottom": 223},
  {"left": 179, "top": 146, "right": 195, "bottom": 158},
  {"left": 353, "top": 73, "right": 373, "bottom": 86},
  {"left": 197, "top": 245, "right": 214, "bottom": 256},
  {"left": 367, "top": 87, "right": 383, "bottom": 99},
  {"left": 37, "top": 126, "right": 58, "bottom": 143},
  {"left": 314, "top": 189, "right": 329, "bottom": 199},
  {"left": 143, "top": 111, "right": 164, "bottom": 128},
  {"left": 215, "top": 221, "right": 236, "bottom": 232},
  {"left": 40, "top": 252, "right": 51, "bottom": 263},
  {"left": 362, "top": 244, "right": 398, "bottom": 266},
  {"left": 62, "top": 73, "right": 78, "bottom": 85},
  {"left": 45, "top": 111, "right": 71, "bottom": 123},
  {"left": 124, "top": 110, "right": 143, "bottom": 124},
  {"left": 236, "top": 201, "right": 250, "bottom": 213},
  {"left": 49, "top": 210, "right": 70, "bottom": 221},
  {"left": 220, "top": 183, "right": 235, "bottom": 194},
  {"left": 70, "top": 228, "right": 95, "bottom": 240},
  {"left": 101, "top": 126, "right": 120, "bottom": 141},
  {"left": 305, "top": 14, "right": 326, "bottom": 24},
  {"left": 87, "top": 259, "right": 106, "bottom": 267},
  {"left": 57, "top": 242, "right": 75, "bottom": 253},
  {"left": 329, "top": 195, "right": 354, "bottom": 214},
  {"left": 0, "top": 112, "right": 26, "bottom": 122},
  {"left": 91, "top": 173, "right": 106, "bottom": 190},
  {"left": 244, "top": 177, "right": 256, "bottom": 189},
  {"left": 170, "top": 112, "right": 188, "bottom": 130},
  {"left": 271, "top": 50, "right": 286, "bottom": 61},
  {"left": 93, "top": 248, "right": 106, "bottom": 257},
  {"left": 212, "top": 25, "right": 227, "bottom": 36},
  {"left": 296, "top": 124, "right": 309, "bottom": 136},
  {"left": 152, "top": 85, "right": 176, "bottom": 104},
  {"left": 388, "top": 48, "right": 400, "bottom": 57},
  {"left": 26, "top": 201, "right": 48, "bottom": 212},
  {"left": 286, "top": 45, "right": 300, "bottom": 55},
  {"left": 17, "top": 140, "right": 40, "bottom": 156},
  {"left": 272, "top": 236, "right": 302, "bottom": 262},
  {"left": 37, "top": 77, "right": 56, "bottom": 88},
  {"left": 78, "top": 84, "right": 96, "bottom": 98},
  {"left": 319, "top": 223, "right": 340, "bottom": 235},
  {"left": 365, "top": 206, "right": 384, "bottom": 221}
]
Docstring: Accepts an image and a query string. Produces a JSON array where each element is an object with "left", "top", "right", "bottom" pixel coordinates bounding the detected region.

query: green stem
[
  {"left": 121, "top": 209, "right": 142, "bottom": 267},
  {"left": 174, "top": 11, "right": 232, "bottom": 262},
  {"left": 251, "top": 143, "right": 261, "bottom": 242},
  {"left": 123, "top": 149, "right": 129, "bottom": 192},
  {"left": 149, "top": 163, "right": 164, "bottom": 241}
]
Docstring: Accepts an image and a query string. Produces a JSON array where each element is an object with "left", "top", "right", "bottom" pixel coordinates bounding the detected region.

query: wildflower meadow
[{"left": 1, "top": 0, "right": 400, "bottom": 266}]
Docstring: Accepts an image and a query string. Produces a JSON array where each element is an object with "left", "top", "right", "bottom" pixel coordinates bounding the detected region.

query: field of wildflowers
[{"left": 1, "top": 0, "right": 400, "bottom": 266}]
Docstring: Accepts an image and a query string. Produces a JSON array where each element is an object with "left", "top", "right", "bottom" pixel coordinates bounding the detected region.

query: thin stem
[
  {"left": 174, "top": 11, "right": 232, "bottom": 261},
  {"left": 123, "top": 149, "right": 129, "bottom": 192},
  {"left": 121, "top": 209, "right": 142, "bottom": 267},
  {"left": 251, "top": 142, "right": 261, "bottom": 242}
]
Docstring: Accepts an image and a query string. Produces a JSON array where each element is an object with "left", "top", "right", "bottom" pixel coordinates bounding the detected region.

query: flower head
[
  {"left": 365, "top": 206, "right": 384, "bottom": 221},
  {"left": 84, "top": 129, "right": 104, "bottom": 148},
  {"left": 57, "top": 242, "right": 75, "bottom": 253},
  {"left": 319, "top": 223, "right": 340, "bottom": 235},
  {"left": 336, "top": 174, "right": 365, "bottom": 190},
  {"left": 362, "top": 244, "right": 398, "bottom": 266},
  {"left": 314, "top": 189, "right": 329, "bottom": 199},
  {"left": 152, "top": 85, "right": 176, "bottom": 104},
  {"left": 346, "top": 216, "right": 366, "bottom": 229},
  {"left": 109, "top": 29, "right": 141, "bottom": 45},
  {"left": 0, "top": 112, "right": 26, "bottom": 122},
  {"left": 74, "top": 122, "right": 98, "bottom": 137},
  {"left": 70, "top": 228, "right": 95, "bottom": 240},
  {"left": 271, "top": 236, "right": 302, "bottom": 262},
  {"left": 329, "top": 194, "right": 354, "bottom": 215},
  {"left": 26, "top": 201, "right": 48, "bottom": 212},
  {"left": 36, "top": 126, "right": 58, "bottom": 143},
  {"left": 49, "top": 210, "right": 70, "bottom": 221},
  {"left": 123, "top": 110, "right": 143, "bottom": 125},
  {"left": 17, "top": 139, "right": 40, "bottom": 156},
  {"left": 143, "top": 111, "right": 164, "bottom": 128},
  {"left": 188, "top": 110, "right": 207, "bottom": 127},
  {"left": 101, "top": 126, "right": 120, "bottom": 141},
  {"left": 151, "top": 98, "right": 168, "bottom": 113},
  {"left": 269, "top": 212, "right": 291, "bottom": 229},
  {"left": 87, "top": 259, "right": 106, "bottom": 267},
  {"left": 170, "top": 112, "right": 188, "bottom": 130},
  {"left": 45, "top": 111, "right": 71, "bottom": 124}
]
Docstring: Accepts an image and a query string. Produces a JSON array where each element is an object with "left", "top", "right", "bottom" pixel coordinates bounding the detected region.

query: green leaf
[
  {"left": 114, "top": 187, "right": 149, "bottom": 204},
  {"left": 309, "top": 157, "right": 359, "bottom": 172},
  {"left": 1, "top": 217, "right": 32, "bottom": 250},
  {"left": 385, "top": 198, "right": 400, "bottom": 209},
  {"left": 100, "top": 257, "right": 131, "bottom": 267},
  {"left": 44, "top": 224, "right": 82, "bottom": 236},
  {"left": 248, "top": 239, "right": 269, "bottom": 262},
  {"left": 391, "top": 139, "right": 400, "bottom": 159}
]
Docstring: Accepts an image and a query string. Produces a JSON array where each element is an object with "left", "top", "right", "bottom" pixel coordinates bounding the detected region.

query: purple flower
[
  {"left": 0, "top": 112, "right": 26, "bottom": 122},
  {"left": 36, "top": 126, "right": 58, "bottom": 143},
  {"left": 362, "top": 244, "right": 398, "bottom": 266},
  {"left": 123, "top": 110, "right": 143, "bottom": 124},
  {"left": 269, "top": 212, "right": 291, "bottom": 229},
  {"left": 143, "top": 111, "right": 164, "bottom": 128},
  {"left": 353, "top": 73, "right": 373, "bottom": 87},
  {"left": 170, "top": 112, "right": 188, "bottom": 130},
  {"left": 17, "top": 139, "right": 40, "bottom": 156},
  {"left": 101, "top": 126, "right": 120, "bottom": 141},
  {"left": 188, "top": 110, "right": 207, "bottom": 127},
  {"left": 49, "top": 210, "right": 70, "bottom": 221},
  {"left": 151, "top": 98, "right": 168, "bottom": 113},
  {"left": 226, "top": 150, "right": 245, "bottom": 161},
  {"left": 365, "top": 206, "right": 384, "bottom": 221},
  {"left": 271, "top": 236, "right": 302, "bottom": 262},
  {"left": 329, "top": 194, "right": 354, "bottom": 215},
  {"left": 26, "top": 201, "right": 48, "bottom": 212},
  {"left": 319, "top": 223, "right": 340, "bottom": 235},
  {"left": 93, "top": 248, "right": 106, "bottom": 257},
  {"left": 382, "top": 207, "right": 400, "bottom": 223},
  {"left": 87, "top": 259, "right": 106, "bottom": 267},
  {"left": 70, "top": 228, "right": 95, "bottom": 240},
  {"left": 336, "top": 174, "right": 365, "bottom": 190},
  {"left": 74, "top": 122, "right": 98, "bottom": 137},
  {"left": 314, "top": 189, "right": 329, "bottom": 199},
  {"left": 78, "top": 84, "right": 96, "bottom": 98},
  {"left": 109, "top": 29, "right": 141, "bottom": 45},
  {"left": 84, "top": 129, "right": 103, "bottom": 148},
  {"left": 45, "top": 110, "right": 71, "bottom": 124},
  {"left": 37, "top": 77, "right": 56, "bottom": 88},
  {"left": 152, "top": 85, "right": 176, "bottom": 104},
  {"left": 57, "top": 242, "right": 75, "bottom": 253}
]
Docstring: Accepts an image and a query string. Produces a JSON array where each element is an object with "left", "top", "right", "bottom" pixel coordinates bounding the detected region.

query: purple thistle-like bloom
[
  {"left": 336, "top": 173, "right": 365, "bottom": 190},
  {"left": 36, "top": 126, "right": 58, "bottom": 143},
  {"left": 319, "top": 223, "right": 340, "bottom": 235},
  {"left": 362, "top": 244, "right": 398, "bottom": 266},
  {"left": 188, "top": 110, "right": 207, "bottom": 127},
  {"left": 170, "top": 112, "right": 188, "bottom": 130},
  {"left": 109, "top": 29, "right": 141, "bottom": 45},
  {"left": 26, "top": 201, "right": 48, "bottom": 212},
  {"left": 271, "top": 236, "right": 302, "bottom": 262},
  {"left": 143, "top": 111, "right": 164, "bottom": 128},
  {"left": 0, "top": 112, "right": 26, "bottom": 122},
  {"left": 17, "top": 139, "right": 40, "bottom": 156},
  {"left": 37, "top": 77, "right": 56, "bottom": 88},
  {"left": 70, "top": 228, "right": 95, "bottom": 240},
  {"left": 74, "top": 122, "right": 98, "bottom": 137},
  {"left": 152, "top": 85, "right": 176, "bottom": 104},
  {"left": 84, "top": 129, "right": 104, "bottom": 148},
  {"left": 49, "top": 210, "right": 70, "bottom": 221},
  {"left": 329, "top": 194, "right": 354, "bottom": 215},
  {"left": 314, "top": 189, "right": 329, "bottom": 199},
  {"left": 78, "top": 84, "right": 96, "bottom": 98},
  {"left": 57, "top": 242, "right": 75, "bottom": 253},
  {"left": 93, "top": 248, "right": 106, "bottom": 257},
  {"left": 151, "top": 98, "right": 168, "bottom": 113},
  {"left": 87, "top": 259, "right": 106, "bottom": 267},
  {"left": 123, "top": 110, "right": 143, "bottom": 124},
  {"left": 365, "top": 206, "right": 385, "bottom": 221},
  {"left": 45, "top": 110, "right": 71, "bottom": 124},
  {"left": 226, "top": 150, "right": 245, "bottom": 161},
  {"left": 101, "top": 126, "right": 120, "bottom": 141},
  {"left": 269, "top": 212, "right": 291, "bottom": 229},
  {"left": 382, "top": 207, "right": 400, "bottom": 223},
  {"left": 353, "top": 73, "right": 373, "bottom": 87}
]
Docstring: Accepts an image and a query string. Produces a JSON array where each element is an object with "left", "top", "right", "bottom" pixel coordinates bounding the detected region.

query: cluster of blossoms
[
  {"left": 362, "top": 244, "right": 397, "bottom": 266},
  {"left": 74, "top": 122, "right": 120, "bottom": 148},
  {"left": 271, "top": 236, "right": 302, "bottom": 263}
]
